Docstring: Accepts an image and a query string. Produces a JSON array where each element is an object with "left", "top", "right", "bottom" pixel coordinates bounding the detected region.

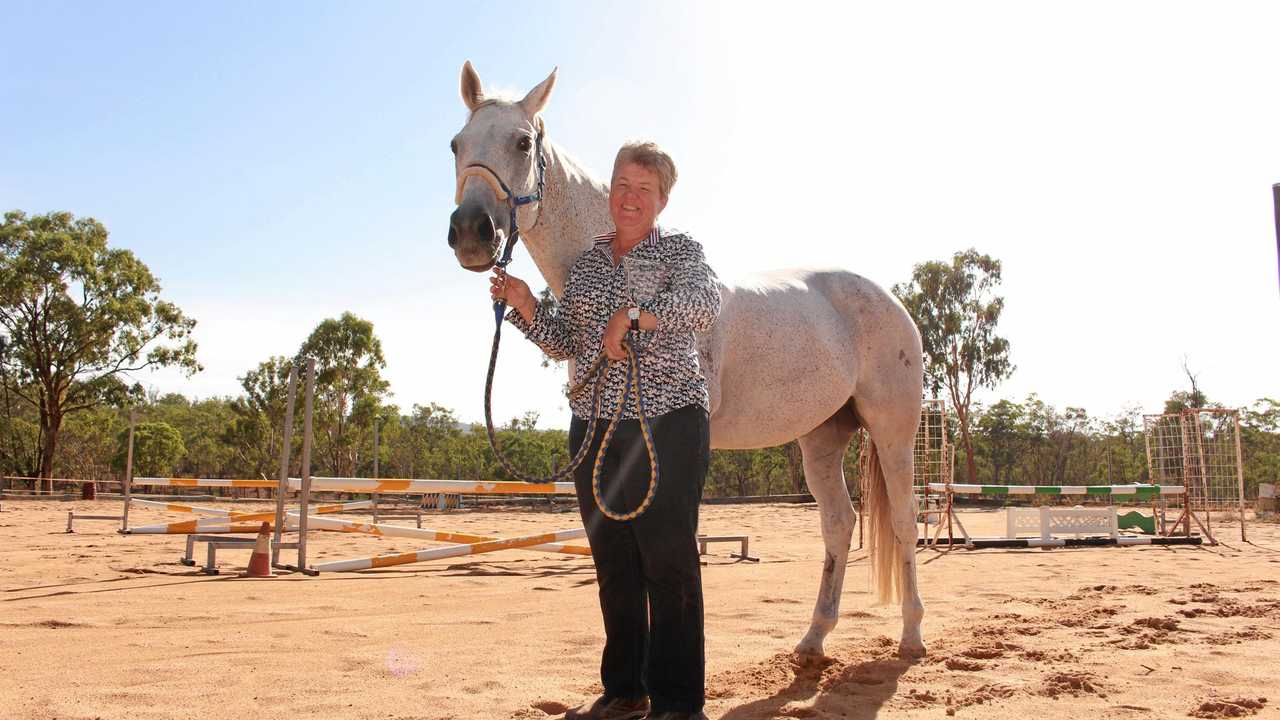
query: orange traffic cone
[{"left": 243, "top": 521, "right": 274, "bottom": 578}]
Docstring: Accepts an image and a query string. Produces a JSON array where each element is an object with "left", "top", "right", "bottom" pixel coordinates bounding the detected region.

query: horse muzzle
[{"left": 448, "top": 203, "right": 501, "bottom": 272}]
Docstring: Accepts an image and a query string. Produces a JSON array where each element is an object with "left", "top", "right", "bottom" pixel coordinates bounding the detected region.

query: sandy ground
[{"left": 1, "top": 498, "right": 1277, "bottom": 720}]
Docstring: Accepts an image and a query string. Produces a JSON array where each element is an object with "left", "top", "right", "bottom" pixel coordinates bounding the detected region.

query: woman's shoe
[{"left": 564, "top": 695, "right": 650, "bottom": 720}]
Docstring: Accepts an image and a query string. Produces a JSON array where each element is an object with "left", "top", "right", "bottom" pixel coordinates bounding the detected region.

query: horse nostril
[
  {"left": 447, "top": 225, "right": 458, "bottom": 248},
  {"left": 475, "top": 213, "right": 495, "bottom": 245}
]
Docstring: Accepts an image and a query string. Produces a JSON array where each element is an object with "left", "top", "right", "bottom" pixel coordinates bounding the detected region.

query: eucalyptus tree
[
  {"left": 893, "top": 249, "right": 1013, "bottom": 484},
  {"left": 225, "top": 356, "right": 298, "bottom": 479},
  {"left": 976, "top": 399, "right": 1029, "bottom": 485},
  {"left": 0, "top": 211, "right": 199, "bottom": 489},
  {"left": 297, "top": 313, "right": 388, "bottom": 477},
  {"left": 112, "top": 421, "right": 185, "bottom": 477}
]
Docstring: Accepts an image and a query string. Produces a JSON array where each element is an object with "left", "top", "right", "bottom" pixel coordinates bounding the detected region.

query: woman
[{"left": 490, "top": 141, "right": 720, "bottom": 720}]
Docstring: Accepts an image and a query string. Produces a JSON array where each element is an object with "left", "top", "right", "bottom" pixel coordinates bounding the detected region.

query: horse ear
[
  {"left": 519, "top": 67, "right": 557, "bottom": 117},
  {"left": 460, "top": 60, "right": 484, "bottom": 112}
]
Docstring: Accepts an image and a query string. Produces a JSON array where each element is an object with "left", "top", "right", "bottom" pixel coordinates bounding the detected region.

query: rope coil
[{"left": 484, "top": 304, "right": 659, "bottom": 521}]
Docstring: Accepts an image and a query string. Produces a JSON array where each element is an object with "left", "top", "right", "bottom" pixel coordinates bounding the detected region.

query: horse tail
[{"left": 864, "top": 440, "right": 908, "bottom": 605}]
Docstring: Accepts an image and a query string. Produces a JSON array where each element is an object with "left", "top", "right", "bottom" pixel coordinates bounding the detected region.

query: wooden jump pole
[
  {"left": 271, "top": 365, "right": 298, "bottom": 566},
  {"left": 1233, "top": 411, "right": 1247, "bottom": 542},
  {"left": 294, "top": 358, "right": 318, "bottom": 575},
  {"left": 120, "top": 408, "right": 136, "bottom": 532},
  {"left": 371, "top": 415, "right": 380, "bottom": 521}
]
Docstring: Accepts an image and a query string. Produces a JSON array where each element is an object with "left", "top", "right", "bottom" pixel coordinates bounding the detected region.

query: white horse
[{"left": 445, "top": 62, "right": 926, "bottom": 658}]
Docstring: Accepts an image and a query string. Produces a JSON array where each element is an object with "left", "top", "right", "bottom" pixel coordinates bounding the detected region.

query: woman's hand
[
  {"left": 602, "top": 308, "right": 631, "bottom": 361},
  {"left": 490, "top": 268, "right": 536, "bottom": 321}
]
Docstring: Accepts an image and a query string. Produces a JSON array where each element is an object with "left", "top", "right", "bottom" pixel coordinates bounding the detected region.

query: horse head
[{"left": 447, "top": 61, "right": 557, "bottom": 272}]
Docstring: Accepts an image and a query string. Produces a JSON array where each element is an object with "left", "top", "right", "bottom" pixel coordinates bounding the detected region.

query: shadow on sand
[{"left": 717, "top": 650, "right": 917, "bottom": 720}]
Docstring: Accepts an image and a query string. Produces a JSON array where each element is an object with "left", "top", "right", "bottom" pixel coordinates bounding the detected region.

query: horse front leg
[{"left": 793, "top": 409, "right": 857, "bottom": 657}]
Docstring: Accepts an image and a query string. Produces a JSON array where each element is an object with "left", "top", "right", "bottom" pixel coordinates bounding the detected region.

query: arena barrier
[
  {"left": 920, "top": 483, "right": 1196, "bottom": 548},
  {"left": 119, "top": 362, "right": 593, "bottom": 575},
  {"left": 310, "top": 527, "right": 588, "bottom": 572},
  {"left": 918, "top": 536, "right": 1203, "bottom": 549},
  {"left": 929, "top": 483, "right": 1184, "bottom": 498}
]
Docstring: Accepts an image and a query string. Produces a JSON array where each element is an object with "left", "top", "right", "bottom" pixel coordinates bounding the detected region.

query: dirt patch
[
  {"left": 1203, "top": 629, "right": 1273, "bottom": 645},
  {"left": 961, "top": 644, "right": 1010, "bottom": 660},
  {"left": 1039, "top": 671, "right": 1107, "bottom": 698},
  {"left": 900, "top": 688, "right": 940, "bottom": 708},
  {"left": 950, "top": 683, "right": 1019, "bottom": 711},
  {"left": 1054, "top": 604, "right": 1120, "bottom": 628},
  {"left": 1189, "top": 697, "right": 1268, "bottom": 718},
  {"left": 1068, "top": 584, "right": 1159, "bottom": 599},
  {"left": 1179, "top": 599, "right": 1280, "bottom": 619},
  {"left": 1131, "top": 617, "right": 1180, "bottom": 631},
  {"left": 1020, "top": 648, "right": 1078, "bottom": 663}
]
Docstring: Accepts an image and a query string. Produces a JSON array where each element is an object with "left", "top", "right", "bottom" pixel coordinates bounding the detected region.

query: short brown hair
[{"left": 612, "top": 141, "right": 678, "bottom": 199}]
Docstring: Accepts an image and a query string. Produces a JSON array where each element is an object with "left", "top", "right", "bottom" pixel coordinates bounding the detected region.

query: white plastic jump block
[{"left": 1006, "top": 506, "right": 1119, "bottom": 541}]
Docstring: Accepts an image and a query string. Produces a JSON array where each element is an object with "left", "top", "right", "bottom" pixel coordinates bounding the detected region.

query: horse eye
[
  {"left": 449, "top": 139, "right": 458, "bottom": 155},
  {"left": 517, "top": 136, "right": 532, "bottom": 153}
]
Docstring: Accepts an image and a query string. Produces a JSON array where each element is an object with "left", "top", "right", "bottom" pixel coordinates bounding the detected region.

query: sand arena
[{"left": 2, "top": 499, "right": 1276, "bottom": 719}]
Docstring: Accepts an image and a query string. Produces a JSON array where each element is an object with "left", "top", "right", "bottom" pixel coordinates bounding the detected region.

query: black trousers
[{"left": 569, "top": 403, "right": 710, "bottom": 714}]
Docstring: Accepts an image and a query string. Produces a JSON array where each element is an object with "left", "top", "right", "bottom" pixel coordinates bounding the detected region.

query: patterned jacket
[{"left": 507, "top": 226, "right": 721, "bottom": 420}]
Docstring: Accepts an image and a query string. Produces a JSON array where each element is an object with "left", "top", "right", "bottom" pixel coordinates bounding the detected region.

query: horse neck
[{"left": 520, "top": 141, "right": 611, "bottom": 297}]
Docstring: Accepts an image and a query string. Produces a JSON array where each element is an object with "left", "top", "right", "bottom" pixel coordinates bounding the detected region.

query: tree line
[{"left": 2, "top": 211, "right": 1275, "bottom": 499}]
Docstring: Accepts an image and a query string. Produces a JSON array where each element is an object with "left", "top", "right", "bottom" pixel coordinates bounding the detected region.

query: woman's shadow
[{"left": 717, "top": 651, "right": 916, "bottom": 720}]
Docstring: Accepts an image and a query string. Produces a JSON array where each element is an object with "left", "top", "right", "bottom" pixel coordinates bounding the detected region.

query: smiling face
[{"left": 609, "top": 163, "right": 667, "bottom": 241}]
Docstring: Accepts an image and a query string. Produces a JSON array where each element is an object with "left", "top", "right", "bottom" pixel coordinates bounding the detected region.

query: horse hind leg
[
  {"left": 793, "top": 405, "right": 858, "bottom": 657},
  {"left": 866, "top": 422, "right": 926, "bottom": 658}
]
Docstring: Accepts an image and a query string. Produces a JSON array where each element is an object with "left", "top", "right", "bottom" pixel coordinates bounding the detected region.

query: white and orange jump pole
[{"left": 310, "top": 527, "right": 589, "bottom": 572}]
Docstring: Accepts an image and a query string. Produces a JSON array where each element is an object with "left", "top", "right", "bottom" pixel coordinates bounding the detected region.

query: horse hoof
[
  {"left": 793, "top": 639, "right": 825, "bottom": 659},
  {"left": 898, "top": 641, "right": 926, "bottom": 659}
]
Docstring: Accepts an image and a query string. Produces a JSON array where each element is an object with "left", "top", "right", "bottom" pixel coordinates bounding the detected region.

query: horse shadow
[{"left": 716, "top": 652, "right": 916, "bottom": 720}]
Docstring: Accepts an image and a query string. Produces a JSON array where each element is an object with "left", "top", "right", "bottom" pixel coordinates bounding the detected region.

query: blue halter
[{"left": 485, "top": 131, "right": 547, "bottom": 326}]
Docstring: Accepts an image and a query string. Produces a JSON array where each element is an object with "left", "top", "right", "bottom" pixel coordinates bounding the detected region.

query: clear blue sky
[{"left": 4, "top": 2, "right": 1278, "bottom": 429}]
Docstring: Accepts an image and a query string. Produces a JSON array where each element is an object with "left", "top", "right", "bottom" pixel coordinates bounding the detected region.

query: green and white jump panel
[
  {"left": 918, "top": 536, "right": 1202, "bottom": 549},
  {"left": 930, "top": 483, "right": 1183, "bottom": 498}
]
